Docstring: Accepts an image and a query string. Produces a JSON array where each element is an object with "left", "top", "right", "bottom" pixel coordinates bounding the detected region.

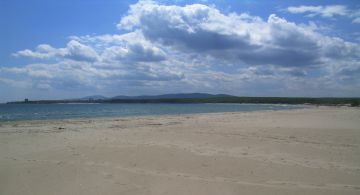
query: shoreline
[
  {"left": 0, "top": 103, "right": 318, "bottom": 124},
  {"left": 0, "top": 103, "right": 312, "bottom": 124},
  {"left": 1, "top": 106, "right": 360, "bottom": 195}
]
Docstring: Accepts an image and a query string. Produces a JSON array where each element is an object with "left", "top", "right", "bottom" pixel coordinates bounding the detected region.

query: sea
[{"left": 0, "top": 103, "right": 306, "bottom": 121}]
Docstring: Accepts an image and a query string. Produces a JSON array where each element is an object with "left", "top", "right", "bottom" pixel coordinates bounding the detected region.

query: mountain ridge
[
  {"left": 110, "top": 93, "right": 234, "bottom": 100},
  {"left": 73, "top": 93, "right": 234, "bottom": 100}
]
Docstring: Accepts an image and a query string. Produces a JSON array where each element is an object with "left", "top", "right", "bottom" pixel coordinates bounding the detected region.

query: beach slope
[{"left": 1, "top": 107, "right": 360, "bottom": 195}]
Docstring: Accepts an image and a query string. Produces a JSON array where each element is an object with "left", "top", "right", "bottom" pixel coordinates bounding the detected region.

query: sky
[{"left": 1, "top": 0, "right": 360, "bottom": 102}]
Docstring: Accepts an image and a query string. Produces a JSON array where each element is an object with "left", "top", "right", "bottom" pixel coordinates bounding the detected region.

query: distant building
[{"left": 24, "top": 98, "right": 29, "bottom": 103}]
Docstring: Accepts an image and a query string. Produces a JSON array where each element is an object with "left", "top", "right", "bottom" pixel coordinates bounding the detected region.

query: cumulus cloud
[
  {"left": 118, "top": 1, "right": 359, "bottom": 68},
  {"left": 16, "top": 31, "right": 167, "bottom": 64},
  {"left": 64, "top": 40, "right": 99, "bottom": 62},
  {"left": 14, "top": 40, "right": 99, "bottom": 62},
  {"left": 0, "top": 60, "right": 184, "bottom": 92},
  {"left": 5, "top": 0, "right": 360, "bottom": 96},
  {"left": 101, "top": 41, "right": 166, "bottom": 63},
  {"left": 119, "top": 2, "right": 255, "bottom": 51}
]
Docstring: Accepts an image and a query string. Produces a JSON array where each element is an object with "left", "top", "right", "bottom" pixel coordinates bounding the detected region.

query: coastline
[
  {"left": 0, "top": 103, "right": 308, "bottom": 122},
  {"left": 1, "top": 106, "right": 360, "bottom": 195}
]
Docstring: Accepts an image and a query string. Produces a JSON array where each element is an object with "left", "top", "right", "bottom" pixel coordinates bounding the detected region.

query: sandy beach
[{"left": 1, "top": 106, "right": 360, "bottom": 195}]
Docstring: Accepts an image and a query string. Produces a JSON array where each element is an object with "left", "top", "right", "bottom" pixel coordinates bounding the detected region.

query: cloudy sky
[{"left": 1, "top": 0, "right": 360, "bottom": 102}]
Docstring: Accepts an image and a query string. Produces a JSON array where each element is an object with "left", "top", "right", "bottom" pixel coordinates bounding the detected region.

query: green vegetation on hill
[{"left": 107, "top": 97, "right": 360, "bottom": 106}]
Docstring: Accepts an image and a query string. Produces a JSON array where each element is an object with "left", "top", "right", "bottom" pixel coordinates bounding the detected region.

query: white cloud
[
  {"left": 287, "top": 5, "right": 348, "bottom": 18},
  {"left": 17, "top": 31, "right": 167, "bottom": 64},
  {"left": 14, "top": 40, "right": 99, "bottom": 62},
  {"left": 64, "top": 40, "right": 99, "bottom": 62},
  {"left": 13, "top": 44, "right": 61, "bottom": 59},
  {"left": 351, "top": 10, "right": 360, "bottom": 23},
  {"left": 103, "top": 44, "right": 165, "bottom": 62},
  {"left": 0, "top": 78, "right": 31, "bottom": 88},
  {"left": 286, "top": 4, "right": 360, "bottom": 24},
  {"left": 353, "top": 17, "right": 360, "bottom": 23},
  {"left": 118, "top": 1, "right": 359, "bottom": 68},
  {"left": 5, "top": 0, "right": 360, "bottom": 97},
  {"left": 1, "top": 58, "right": 184, "bottom": 92}
]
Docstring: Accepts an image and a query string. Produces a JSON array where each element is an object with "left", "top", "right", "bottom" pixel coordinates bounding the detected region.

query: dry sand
[{"left": 1, "top": 106, "right": 360, "bottom": 195}]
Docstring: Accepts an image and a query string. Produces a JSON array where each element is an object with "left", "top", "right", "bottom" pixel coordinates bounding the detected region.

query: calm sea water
[{"left": 0, "top": 103, "right": 305, "bottom": 121}]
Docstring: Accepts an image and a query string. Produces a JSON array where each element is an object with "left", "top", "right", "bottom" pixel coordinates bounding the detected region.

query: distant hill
[
  {"left": 78, "top": 95, "right": 108, "bottom": 100},
  {"left": 6, "top": 93, "right": 360, "bottom": 106},
  {"left": 111, "top": 93, "right": 234, "bottom": 100}
]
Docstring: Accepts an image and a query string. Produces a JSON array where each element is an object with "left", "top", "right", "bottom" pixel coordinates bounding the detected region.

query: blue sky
[{"left": 1, "top": 0, "right": 360, "bottom": 102}]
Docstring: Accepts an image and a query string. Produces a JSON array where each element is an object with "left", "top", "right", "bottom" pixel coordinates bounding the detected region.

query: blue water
[{"left": 0, "top": 103, "right": 305, "bottom": 121}]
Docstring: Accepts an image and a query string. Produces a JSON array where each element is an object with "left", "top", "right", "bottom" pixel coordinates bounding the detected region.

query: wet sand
[{"left": 1, "top": 107, "right": 360, "bottom": 195}]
